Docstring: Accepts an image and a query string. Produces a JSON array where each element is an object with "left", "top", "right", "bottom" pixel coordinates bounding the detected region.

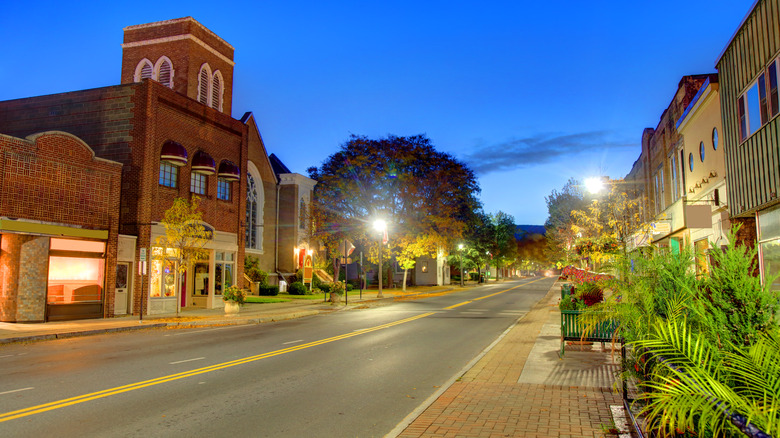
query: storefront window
[
  {"left": 150, "top": 247, "right": 177, "bottom": 298},
  {"left": 760, "top": 240, "right": 780, "bottom": 291},
  {"left": 47, "top": 238, "right": 106, "bottom": 304},
  {"left": 215, "top": 252, "right": 234, "bottom": 295},
  {"left": 694, "top": 239, "right": 709, "bottom": 278}
]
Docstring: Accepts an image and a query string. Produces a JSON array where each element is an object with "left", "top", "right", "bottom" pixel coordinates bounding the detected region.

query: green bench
[{"left": 559, "top": 310, "right": 620, "bottom": 358}]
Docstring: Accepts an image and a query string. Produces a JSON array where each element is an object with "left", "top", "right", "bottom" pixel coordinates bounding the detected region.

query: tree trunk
[{"left": 402, "top": 269, "right": 408, "bottom": 292}]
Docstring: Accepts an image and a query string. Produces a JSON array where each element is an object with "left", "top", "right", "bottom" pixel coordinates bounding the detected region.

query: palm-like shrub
[{"left": 633, "top": 319, "right": 780, "bottom": 437}]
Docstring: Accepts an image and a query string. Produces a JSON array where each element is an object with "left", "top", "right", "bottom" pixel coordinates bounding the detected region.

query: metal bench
[{"left": 560, "top": 310, "right": 620, "bottom": 358}]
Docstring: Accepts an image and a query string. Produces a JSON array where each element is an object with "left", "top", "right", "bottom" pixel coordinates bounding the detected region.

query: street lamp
[
  {"left": 373, "top": 219, "right": 387, "bottom": 298},
  {"left": 584, "top": 177, "right": 605, "bottom": 194},
  {"left": 458, "top": 244, "right": 465, "bottom": 287}
]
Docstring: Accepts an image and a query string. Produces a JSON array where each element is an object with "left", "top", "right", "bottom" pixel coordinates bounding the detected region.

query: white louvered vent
[
  {"left": 158, "top": 60, "right": 172, "bottom": 88},
  {"left": 140, "top": 62, "right": 152, "bottom": 80},
  {"left": 211, "top": 73, "right": 221, "bottom": 110},
  {"left": 198, "top": 67, "right": 210, "bottom": 105}
]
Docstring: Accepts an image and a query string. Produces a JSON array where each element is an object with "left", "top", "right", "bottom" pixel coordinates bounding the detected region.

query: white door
[{"left": 115, "top": 263, "right": 130, "bottom": 314}]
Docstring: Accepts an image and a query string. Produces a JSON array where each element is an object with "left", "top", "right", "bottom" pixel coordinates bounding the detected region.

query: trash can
[{"left": 279, "top": 280, "right": 287, "bottom": 292}]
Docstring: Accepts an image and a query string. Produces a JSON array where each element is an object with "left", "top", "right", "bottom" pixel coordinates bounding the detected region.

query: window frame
[
  {"left": 159, "top": 161, "right": 178, "bottom": 188},
  {"left": 190, "top": 172, "right": 207, "bottom": 195},
  {"left": 712, "top": 127, "right": 719, "bottom": 151},
  {"left": 217, "top": 178, "right": 231, "bottom": 201},
  {"left": 739, "top": 57, "right": 780, "bottom": 143},
  {"left": 153, "top": 56, "right": 174, "bottom": 89},
  {"left": 699, "top": 141, "right": 705, "bottom": 162}
]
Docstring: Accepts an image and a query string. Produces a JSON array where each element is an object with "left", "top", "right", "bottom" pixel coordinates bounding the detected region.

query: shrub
[
  {"left": 558, "top": 295, "right": 584, "bottom": 311},
  {"left": 318, "top": 282, "right": 331, "bottom": 293},
  {"left": 244, "top": 255, "right": 268, "bottom": 284},
  {"left": 576, "top": 281, "right": 603, "bottom": 307},
  {"left": 258, "top": 285, "right": 279, "bottom": 296},
  {"left": 329, "top": 281, "right": 345, "bottom": 295},
  {"left": 346, "top": 283, "right": 353, "bottom": 292},
  {"left": 288, "top": 282, "right": 309, "bottom": 295},
  {"left": 222, "top": 285, "right": 247, "bottom": 305}
]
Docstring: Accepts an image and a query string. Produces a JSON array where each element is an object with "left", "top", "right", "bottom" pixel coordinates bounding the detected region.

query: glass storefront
[
  {"left": 759, "top": 204, "right": 780, "bottom": 290},
  {"left": 150, "top": 247, "right": 177, "bottom": 298},
  {"left": 47, "top": 238, "right": 106, "bottom": 304}
]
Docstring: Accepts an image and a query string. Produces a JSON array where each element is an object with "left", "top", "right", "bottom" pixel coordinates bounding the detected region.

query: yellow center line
[
  {"left": 0, "top": 311, "right": 435, "bottom": 423},
  {"left": 450, "top": 277, "right": 550, "bottom": 307}
]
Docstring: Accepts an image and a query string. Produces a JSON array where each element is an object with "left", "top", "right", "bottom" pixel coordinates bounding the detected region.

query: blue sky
[{"left": 0, "top": 0, "right": 755, "bottom": 225}]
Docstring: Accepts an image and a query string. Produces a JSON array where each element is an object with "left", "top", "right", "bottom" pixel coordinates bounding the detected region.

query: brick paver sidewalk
[{"left": 397, "top": 285, "right": 622, "bottom": 438}]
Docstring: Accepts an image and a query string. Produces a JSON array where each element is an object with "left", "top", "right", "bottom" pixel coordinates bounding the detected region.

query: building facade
[
  {"left": 675, "top": 76, "right": 730, "bottom": 274},
  {"left": 0, "top": 132, "right": 122, "bottom": 322},
  {"left": 0, "top": 17, "right": 314, "bottom": 320},
  {"left": 716, "top": 0, "right": 780, "bottom": 286}
]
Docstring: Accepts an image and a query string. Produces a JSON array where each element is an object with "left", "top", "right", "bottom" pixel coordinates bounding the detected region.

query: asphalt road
[{"left": 0, "top": 277, "right": 555, "bottom": 437}]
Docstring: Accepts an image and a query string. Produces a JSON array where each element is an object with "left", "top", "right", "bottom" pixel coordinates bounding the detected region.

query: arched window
[
  {"left": 211, "top": 71, "right": 223, "bottom": 111},
  {"left": 198, "top": 63, "right": 212, "bottom": 105},
  {"left": 154, "top": 56, "right": 174, "bottom": 89},
  {"left": 134, "top": 59, "right": 153, "bottom": 82},
  {"left": 245, "top": 163, "right": 265, "bottom": 251},
  {"left": 299, "top": 198, "right": 307, "bottom": 230}
]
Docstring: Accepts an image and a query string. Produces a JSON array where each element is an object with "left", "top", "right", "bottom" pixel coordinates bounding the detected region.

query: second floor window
[
  {"left": 191, "top": 172, "right": 207, "bottom": 195},
  {"left": 217, "top": 179, "right": 231, "bottom": 201},
  {"left": 159, "top": 162, "right": 177, "bottom": 188}
]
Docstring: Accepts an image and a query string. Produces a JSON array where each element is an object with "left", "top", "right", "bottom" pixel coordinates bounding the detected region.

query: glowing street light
[
  {"left": 373, "top": 219, "right": 387, "bottom": 298},
  {"left": 584, "top": 177, "right": 605, "bottom": 194}
]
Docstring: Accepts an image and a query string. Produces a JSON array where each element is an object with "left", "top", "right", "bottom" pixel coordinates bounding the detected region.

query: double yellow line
[
  {"left": 444, "top": 276, "right": 547, "bottom": 309},
  {"left": 0, "top": 312, "right": 434, "bottom": 423},
  {"left": 1, "top": 277, "right": 549, "bottom": 423}
]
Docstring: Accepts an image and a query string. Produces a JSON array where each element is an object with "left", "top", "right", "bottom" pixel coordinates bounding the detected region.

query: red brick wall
[
  {"left": 120, "top": 17, "right": 234, "bottom": 115},
  {"left": 0, "top": 131, "right": 122, "bottom": 319}
]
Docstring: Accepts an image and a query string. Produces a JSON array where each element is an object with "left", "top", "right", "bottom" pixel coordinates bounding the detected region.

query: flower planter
[{"left": 224, "top": 301, "right": 240, "bottom": 315}]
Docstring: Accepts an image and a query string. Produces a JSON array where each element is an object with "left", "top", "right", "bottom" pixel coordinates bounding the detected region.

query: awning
[
  {"left": 160, "top": 140, "right": 188, "bottom": 167},
  {"left": 217, "top": 160, "right": 240, "bottom": 181},
  {"left": 192, "top": 150, "right": 216, "bottom": 175}
]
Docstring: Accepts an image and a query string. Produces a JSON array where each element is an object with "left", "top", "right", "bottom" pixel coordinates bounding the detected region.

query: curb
[
  {"left": 0, "top": 323, "right": 169, "bottom": 344},
  {"left": 0, "top": 285, "right": 471, "bottom": 344}
]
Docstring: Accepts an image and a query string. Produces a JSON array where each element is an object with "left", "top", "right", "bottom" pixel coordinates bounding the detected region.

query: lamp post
[
  {"left": 458, "top": 244, "right": 464, "bottom": 287},
  {"left": 373, "top": 219, "right": 386, "bottom": 298}
]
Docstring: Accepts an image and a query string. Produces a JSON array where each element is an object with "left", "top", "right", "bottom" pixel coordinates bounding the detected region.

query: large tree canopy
[{"left": 308, "top": 134, "right": 481, "bottom": 278}]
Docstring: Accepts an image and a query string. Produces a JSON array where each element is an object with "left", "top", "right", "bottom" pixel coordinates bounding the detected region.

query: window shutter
[
  {"left": 140, "top": 62, "right": 152, "bottom": 80},
  {"left": 212, "top": 73, "right": 221, "bottom": 110},
  {"left": 158, "top": 60, "right": 172, "bottom": 88},
  {"left": 199, "top": 67, "right": 210, "bottom": 105}
]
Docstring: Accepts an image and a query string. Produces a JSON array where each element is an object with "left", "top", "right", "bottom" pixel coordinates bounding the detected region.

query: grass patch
[{"left": 245, "top": 296, "right": 290, "bottom": 304}]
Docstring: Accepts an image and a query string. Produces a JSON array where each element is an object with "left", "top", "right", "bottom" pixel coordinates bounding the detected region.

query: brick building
[
  {"left": 0, "top": 17, "right": 315, "bottom": 320},
  {"left": 0, "top": 132, "right": 122, "bottom": 322}
]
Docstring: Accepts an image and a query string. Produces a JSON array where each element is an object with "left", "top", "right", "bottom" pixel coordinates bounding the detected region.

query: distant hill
[{"left": 515, "top": 225, "right": 545, "bottom": 239}]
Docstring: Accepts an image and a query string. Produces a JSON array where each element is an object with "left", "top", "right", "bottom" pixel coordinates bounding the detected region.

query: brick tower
[{"left": 120, "top": 17, "right": 235, "bottom": 115}]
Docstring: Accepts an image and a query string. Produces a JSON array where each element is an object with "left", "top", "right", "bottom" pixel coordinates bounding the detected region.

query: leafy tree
[
  {"left": 544, "top": 178, "right": 587, "bottom": 266},
  {"left": 153, "top": 197, "right": 212, "bottom": 314},
  {"left": 395, "top": 234, "right": 438, "bottom": 291},
  {"left": 491, "top": 211, "right": 518, "bottom": 279},
  {"left": 308, "top": 134, "right": 481, "bottom": 284},
  {"left": 570, "top": 181, "right": 646, "bottom": 274}
]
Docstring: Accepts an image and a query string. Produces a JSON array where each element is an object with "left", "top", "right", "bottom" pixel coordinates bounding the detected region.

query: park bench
[{"left": 559, "top": 310, "right": 620, "bottom": 358}]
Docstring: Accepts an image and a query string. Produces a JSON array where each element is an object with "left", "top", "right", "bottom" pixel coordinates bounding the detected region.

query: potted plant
[{"left": 222, "top": 285, "right": 247, "bottom": 314}]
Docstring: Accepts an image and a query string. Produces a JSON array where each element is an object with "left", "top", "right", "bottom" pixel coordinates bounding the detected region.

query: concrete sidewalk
[
  {"left": 393, "top": 282, "right": 628, "bottom": 438},
  {"left": 0, "top": 286, "right": 455, "bottom": 344}
]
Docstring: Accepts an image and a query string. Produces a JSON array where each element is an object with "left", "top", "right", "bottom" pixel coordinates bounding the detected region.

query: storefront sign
[{"left": 303, "top": 255, "right": 313, "bottom": 284}]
